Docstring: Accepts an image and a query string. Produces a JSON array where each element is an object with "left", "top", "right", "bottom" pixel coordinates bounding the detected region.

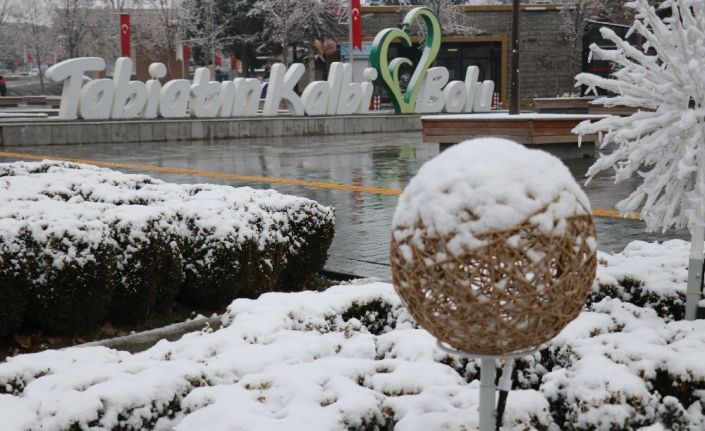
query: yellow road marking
[
  {"left": 0, "top": 150, "right": 403, "bottom": 196},
  {"left": 591, "top": 208, "right": 641, "bottom": 220},
  {"left": 0, "top": 150, "right": 642, "bottom": 220}
]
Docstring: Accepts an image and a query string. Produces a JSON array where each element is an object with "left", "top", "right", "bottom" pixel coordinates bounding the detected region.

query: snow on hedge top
[
  {"left": 0, "top": 282, "right": 554, "bottom": 431},
  {"left": 0, "top": 160, "right": 334, "bottom": 264},
  {"left": 1, "top": 252, "right": 705, "bottom": 430},
  {"left": 392, "top": 138, "right": 591, "bottom": 252}
]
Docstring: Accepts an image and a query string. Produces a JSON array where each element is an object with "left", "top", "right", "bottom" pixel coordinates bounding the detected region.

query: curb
[{"left": 81, "top": 316, "right": 222, "bottom": 353}]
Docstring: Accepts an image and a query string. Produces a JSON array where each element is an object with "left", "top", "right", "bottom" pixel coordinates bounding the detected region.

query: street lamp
[{"left": 510, "top": 0, "right": 520, "bottom": 115}]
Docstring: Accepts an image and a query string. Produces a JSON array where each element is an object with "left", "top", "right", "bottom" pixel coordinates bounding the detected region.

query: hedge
[
  {"left": 1, "top": 280, "right": 702, "bottom": 430},
  {"left": 106, "top": 207, "right": 184, "bottom": 323},
  {"left": 0, "top": 222, "right": 29, "bottom": 337},
  {"left": 0, "top": 161, "right": 335, "bottom": 335}
]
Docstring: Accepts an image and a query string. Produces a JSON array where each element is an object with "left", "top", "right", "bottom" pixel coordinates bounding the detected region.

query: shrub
[
  {"left": 589, "top": 276, "right": 686, "bottom": 321},
  {"left": 0, "top": 161, "right": 336, "bottom": 334},
  {"left": 27, "top": 238, "right": 116, "bottom": 335},
  {"left": 22, "top": 208, "right": 118, "bottom": 335},
  {"left": 107, "top": 207, "right": 184, "bottom": 324},
  {"left": 0, "top": 222, "right": 30, "bottom": 337},
  {"left": 179, "top": 230, "right": 256, "bottom": 309},
  {"left": 280, "top": 211, "right": 335, "bottom": 291}
]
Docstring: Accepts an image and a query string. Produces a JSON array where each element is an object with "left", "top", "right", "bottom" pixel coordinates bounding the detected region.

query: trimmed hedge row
[
  {"left": 0, "top": 161, "right": 335, "bottom": 336},
  {"left": 588, "top": 275, "right": 686, "bottom": 321},
  {"left": 341, "top": 293, "right": 705, "bottom": 430}
]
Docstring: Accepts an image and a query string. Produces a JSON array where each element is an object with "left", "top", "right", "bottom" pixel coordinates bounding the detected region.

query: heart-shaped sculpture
[{"left": 370, "top": 7, "right": 441, "bottom": 114}]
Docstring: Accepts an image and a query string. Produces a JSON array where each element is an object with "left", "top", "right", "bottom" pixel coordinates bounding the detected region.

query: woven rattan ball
[{"left": 390, "top": 138, "right": 597, "bottom": 356}]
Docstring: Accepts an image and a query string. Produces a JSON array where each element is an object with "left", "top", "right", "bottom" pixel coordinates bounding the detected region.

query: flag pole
[
  {"left": 179, "top": 42, "right": 184, "bottom": 79},
  {"left": 509, "top": 0, "right": 520, "bottom": 115},
  {"left": 349, "top": 0, "right": 354, "bottom": 75}
]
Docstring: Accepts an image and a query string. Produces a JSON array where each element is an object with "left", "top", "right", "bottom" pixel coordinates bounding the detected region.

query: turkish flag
[
  {"left": 120, "top": 14, "right": 131, "bottom": 58},
  {"left": 183, "top": 43, "right": 191, "bottom": 63},
  {"left": 351, "top": 0, "right": 362, "bottom": 50},
  {"left": 214, "top": 54, "right": 222, "bottom": 67},
  {"left": 230, "top": 55, "right": 238, "bottom": 71}
]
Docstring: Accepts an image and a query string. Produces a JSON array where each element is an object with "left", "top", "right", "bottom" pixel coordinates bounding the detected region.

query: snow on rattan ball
[{"left": 390, "top": 138, "right": 597, "bottom": 356}]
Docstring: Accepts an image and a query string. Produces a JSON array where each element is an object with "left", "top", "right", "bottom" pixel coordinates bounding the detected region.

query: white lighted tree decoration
[{"left": 574, "top": 0, "right": 705, "bottom": 320}]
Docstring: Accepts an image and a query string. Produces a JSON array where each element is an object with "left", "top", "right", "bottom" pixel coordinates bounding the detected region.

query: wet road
[{"left": 0, "top": 132, "right": 689, "bottom": 278}]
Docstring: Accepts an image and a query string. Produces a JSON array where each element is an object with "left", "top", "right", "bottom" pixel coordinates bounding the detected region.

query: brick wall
[{"left": 360, "top": 5, "right": 580, "bottom": 99}]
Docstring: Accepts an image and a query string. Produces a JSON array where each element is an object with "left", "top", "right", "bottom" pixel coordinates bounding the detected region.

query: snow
[
  {"left": 392, "top": 138, "right": 592, "bottom": 255},
  {"left": 1, "top": 238, "right": 704, "bottom": 429},
  {"left": 595, "top": 240, "right": 689, "bottom": 302},
  {"left": 421, "top": 113, "right": 606, "bottom": 121},
  {"left": 0, "top": 282, "right": 550, "bottom": 430},
  {"left": 574, "top": 0, "right": 705, "bottom": 232},
  {"left": 0, "top": 159, "right": 334, "bottom": 269}
]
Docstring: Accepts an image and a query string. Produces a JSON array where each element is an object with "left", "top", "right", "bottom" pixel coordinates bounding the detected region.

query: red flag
[
  {"left": 183, "top": 43, "right": 192, "bottom": 63},
  {"left": 214, "top": 53, "right": 222, "bottom": 67},
  {"left": 230, "top": 55, "right": 238, "bottom": 71},
  {"left": 26, "top": 52, "right": 33, "bottom": 63},
  {"left": 351, "top": 0, "right": 362, "bottom": 50},
  {"left": 120, "top": 14, "right": 131, "bottom": 57}
]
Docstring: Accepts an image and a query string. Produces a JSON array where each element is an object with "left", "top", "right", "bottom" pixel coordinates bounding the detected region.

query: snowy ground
[{"left": 0, "top": 240, "right": 704, "bottom": 430}]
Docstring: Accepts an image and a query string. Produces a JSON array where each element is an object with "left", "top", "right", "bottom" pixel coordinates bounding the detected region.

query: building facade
[{"left": 353, "top": 4, "right": 580, "bottom": 106}]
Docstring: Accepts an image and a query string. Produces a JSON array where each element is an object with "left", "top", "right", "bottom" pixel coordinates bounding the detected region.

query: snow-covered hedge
[
  {"left": 0, "top": 161, "right": 335, "bottom": 334},
  {"left": 589, "top": 240, "right": 689, "bottom": 321},
  {"left": 1, "top": 262, "right": 704, "bottom": 430}
]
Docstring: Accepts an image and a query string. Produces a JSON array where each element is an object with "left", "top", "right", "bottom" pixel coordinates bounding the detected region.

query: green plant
[
  {"left": 110, "top": 221, "right": 184, "bottom": 324},
  {"left": 24, "top": 235, "right": 117, "bottom": 335}
]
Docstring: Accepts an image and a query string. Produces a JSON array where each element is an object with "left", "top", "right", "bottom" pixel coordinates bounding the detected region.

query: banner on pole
[
  {"left": 120, "top": 14, "right": 131, "bottom": 58},
  {"left": 351, "top": 0, "right": 362, "bottom": 50},
  {"left": 184, "top": 43, "right": 191, "bottom": 63}
]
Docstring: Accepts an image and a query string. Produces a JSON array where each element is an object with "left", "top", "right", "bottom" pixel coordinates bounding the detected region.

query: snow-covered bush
[
  {"left": 173, "top": 186, "right": 335, "bottom": 308},
  {"left": 0, "top": 221, "right": 30, "bottom": 337},
  {"left": 106, "top": 206, "right": 184, "bottom": 323},
  {"left": 16, "top": 202, "right": 119, "bottom": 334},
  {"left": 589, "top": 240, "right": 689, "bottom": 321},
  {"left": 1, "top": 258, "right": 704, "bottom": 430},
  {"left": 0, "top": 161, "right": 335, "bottom": 333}
]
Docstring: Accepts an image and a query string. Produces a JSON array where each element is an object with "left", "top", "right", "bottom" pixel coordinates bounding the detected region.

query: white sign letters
[{"left": 45, "top": 57, "right": 495, "bottom": 120}]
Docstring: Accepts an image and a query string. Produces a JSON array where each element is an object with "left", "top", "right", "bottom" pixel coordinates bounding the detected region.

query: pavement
[{"left": 0, "top": 131, "right": 689, "bottom": 279}]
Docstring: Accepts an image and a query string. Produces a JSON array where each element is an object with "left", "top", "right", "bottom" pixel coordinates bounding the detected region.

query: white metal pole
[
  {"left": 686, "top": 225, "right": 704, "bottom": 320},
  {"left": 686, "top": 150, "right": 705, "bottom": 320},
  {"left": 479, "top": 358, "right": 496, "bottom": 431}
]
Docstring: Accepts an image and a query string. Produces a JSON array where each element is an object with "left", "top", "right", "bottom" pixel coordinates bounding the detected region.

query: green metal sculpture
[{"left": 369, "top": 7, "right": 441, "bottom": 114}]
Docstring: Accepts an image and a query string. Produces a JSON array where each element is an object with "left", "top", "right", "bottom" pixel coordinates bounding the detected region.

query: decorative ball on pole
[{"left": 390, "top": 138, "right": 597, "bottom": 429}]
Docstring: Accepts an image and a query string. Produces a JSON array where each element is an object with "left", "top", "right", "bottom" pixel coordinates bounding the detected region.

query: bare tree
[
  {"left": 598, "top": 0, "right": 635, "bottom": 25},
  {"left": 255, "top": 0, "right": 342, "bottom": 65},
  {"left": 559, "top": 0, "right": 635, "bottom": 90},
  {"left": 52, "top": 0, "right": 96, "bottom": 59},
  {"left": 0, "top": 0, "right": 10, "bottom": 29},
  {"left": 141, "top": 0, "right": 183, "bottom": 56},
  {"left": 107, "top": 0, "right": 138, "bottom": 10},
  {"left": 418, "top": 0, "right": 481, "bottom": 36},
  {"left": 15, "top": 0, "right": 54, "bottom": 92},
  {"left": 559, "top": 1, "right": 600, "bottom": 91},
  {"left": 0, "top": 0, "right": 12, "bottom": 53},
  {"left": 181, "top": 0, "right": 233, "bottom": 66}
]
